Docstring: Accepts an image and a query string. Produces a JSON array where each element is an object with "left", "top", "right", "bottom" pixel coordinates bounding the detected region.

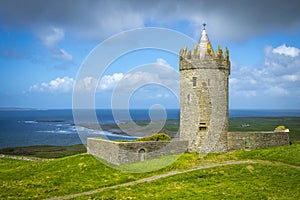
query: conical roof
[{"left": 198, "top": 23, "right": 211, "bottom": 58}]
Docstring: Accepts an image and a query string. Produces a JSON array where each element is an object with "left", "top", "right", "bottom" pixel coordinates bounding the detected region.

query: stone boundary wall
[
  {"left": 87, "top": 138, "right": 189, "bottom": 165},
  {"left": 227, "top": 131, "right": 289, "bottom": 151}
]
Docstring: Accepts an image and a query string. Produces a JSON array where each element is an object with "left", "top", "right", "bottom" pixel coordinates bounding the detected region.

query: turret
[{"left": 179, "top": 24, "right": 230, "bottom": 153}]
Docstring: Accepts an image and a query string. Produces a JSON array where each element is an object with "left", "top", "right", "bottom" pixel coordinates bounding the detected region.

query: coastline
[{"left": 0, "top": 109, "right": 299, "bottom": 149}]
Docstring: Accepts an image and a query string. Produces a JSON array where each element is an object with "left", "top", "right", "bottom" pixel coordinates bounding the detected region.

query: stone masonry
[
  {"left": 227, "top": 131, "right": 289, "bottom": 151},
  {"left": 179, "top": 24, "right": 230, "bottom": 153},
  {"left": 87, "top": 138, "right": 188, "bottom": 165}
]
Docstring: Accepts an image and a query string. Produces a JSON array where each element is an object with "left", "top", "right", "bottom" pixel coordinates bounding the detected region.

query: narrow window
[
  {"left": 187, "top": 94, "right": 190, "bottom": 102},
  {"left": 199, "top": 127, "right": 207, "bottom": 131},
  {"left": 199, "top": 122, "right": 207, "bottom": 131},
  {"left": 192, "top": 77, "right": 197, "bottom": 87}
]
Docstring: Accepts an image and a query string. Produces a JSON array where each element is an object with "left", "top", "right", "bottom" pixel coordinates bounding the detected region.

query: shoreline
[{"left": 0, "top": 117, "right": 299, "bottom": 150}]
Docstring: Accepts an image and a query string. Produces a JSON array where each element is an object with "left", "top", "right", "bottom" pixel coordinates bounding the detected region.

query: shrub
[
  {"left": 136, "top": 133, "right": 171, "bottom": 142},
  {"left": 275, "top": 126, "right": 286, "bottom": 131}
]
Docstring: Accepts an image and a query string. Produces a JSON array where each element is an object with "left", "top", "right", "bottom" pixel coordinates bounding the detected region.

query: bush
[
  {"left": 275, "top": 126, "right": 286, "bottom": 131},
  {"left": 136, "top": 133, "right": 171, "bottom": 142}
]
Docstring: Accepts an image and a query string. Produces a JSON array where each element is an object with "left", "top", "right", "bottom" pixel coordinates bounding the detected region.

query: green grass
[
  {"left": 1, "top": 144, "right": 300, "bottom": 199},
  {"left": 231, "top": 143, "right": 300, "bottom": 166},
  {"left": 0, "top": 154, "right": 144, "bottom": 199},
  {"left": 229, "top": 117, "right": 300, "bottom": 142},
  {"left": 0, "top": 144, "right": 86, "bottom": 158},
  {"left": 77, "top": 163, "right": 300, "bottom": 200}
]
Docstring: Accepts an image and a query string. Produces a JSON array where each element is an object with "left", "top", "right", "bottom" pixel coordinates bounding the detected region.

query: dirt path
[
  {"left": 3, "top": 154, "right": 299, "bottom": 200},
  {"left": 45, "top": 159, "right": 300, "bottom": 200},
  {"left": 45, "top": 160, "right": 258, "bottom": 200}
]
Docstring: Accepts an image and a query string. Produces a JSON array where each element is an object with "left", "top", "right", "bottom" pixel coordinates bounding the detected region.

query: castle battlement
[{"left": 179, "top": 43, "right": 230, "bottom": 71}]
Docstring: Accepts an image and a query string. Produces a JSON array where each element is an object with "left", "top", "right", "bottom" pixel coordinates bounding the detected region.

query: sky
[{"left": 1, "top": 0, "right": 300, "bottom": 109}]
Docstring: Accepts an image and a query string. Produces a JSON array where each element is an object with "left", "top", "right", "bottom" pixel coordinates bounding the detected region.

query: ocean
[{"left": 0, "top": 109, "right": 299, "bottom": 148}]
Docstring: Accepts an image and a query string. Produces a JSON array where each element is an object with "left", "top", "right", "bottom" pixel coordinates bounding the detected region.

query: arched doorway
[{"left": 138, "top": 148, "right": 146, "bottom": 161}]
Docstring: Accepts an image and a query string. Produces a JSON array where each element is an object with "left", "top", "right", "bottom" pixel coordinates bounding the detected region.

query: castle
[
  {"left": 179, "top": 24, "right": 230, "bottom": 153},
  {"left": 87, "top": 25, "right": 289, "bottom": 165},
  {"left": 179, "top": 24, "right": 289, "bottom": 154}
]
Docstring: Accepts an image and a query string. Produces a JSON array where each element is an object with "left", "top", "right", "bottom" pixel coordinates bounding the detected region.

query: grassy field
[
  {"left": 0, "top": 144, "right": 86, "bottom": 158},
  {"left": 229, "top": 117, "right": 300, "bottom": 142},
  {"left": 0, "top": 117, "right": 299, "bottom": 199},
  {"left": 1, "top": 144, "right": 300, "bottom": 199},
  {"left": 77, "top": 163, "right": 300, "bottom": 200}
]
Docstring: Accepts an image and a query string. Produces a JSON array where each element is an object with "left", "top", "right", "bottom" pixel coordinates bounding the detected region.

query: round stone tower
[{"left": 179, "top": 24, "right": 230, "bottom": 153}]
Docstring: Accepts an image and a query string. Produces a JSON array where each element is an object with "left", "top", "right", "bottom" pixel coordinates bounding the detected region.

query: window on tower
[
  {"left": 199, "top": 122, "right": 207, "bottom": 131},
  {"left": 192, "top": 77, "right": 197, "bottom": 87}
]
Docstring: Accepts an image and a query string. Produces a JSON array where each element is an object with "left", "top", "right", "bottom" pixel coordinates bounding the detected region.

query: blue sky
[{"left": 1, "top": 0, "right": 300, "bottom": 109}]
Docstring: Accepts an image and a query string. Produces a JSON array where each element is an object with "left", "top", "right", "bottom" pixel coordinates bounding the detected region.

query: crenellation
[{"left": 179, "top": 42, "right": 230, "bottom": 72}]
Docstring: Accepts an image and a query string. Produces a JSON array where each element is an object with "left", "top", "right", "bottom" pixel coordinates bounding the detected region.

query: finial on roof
[{"left": 203, "top": 23, "right": 206, "bottom": 30}]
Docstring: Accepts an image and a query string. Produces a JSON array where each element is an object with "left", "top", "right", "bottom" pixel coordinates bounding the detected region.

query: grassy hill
[
  {"left": 1, "top": 116, "right": 299, "bottom": 199},
  {"left": 1, "top": 144, "right": 300, "bottom": 199},
  {"left": 78, "top": 163, "right": 299, "bottom": 199}
]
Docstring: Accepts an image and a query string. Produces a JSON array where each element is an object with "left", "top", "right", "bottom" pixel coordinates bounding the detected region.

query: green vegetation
[
  {"left": 1, "top": 144, "right": 300, "bottom": 199},
  {"left": 0, "top": 154, "right": 144, "bottom": 199},
  {"left": 232, "top": 143, "right": 300, "bottom": 166},
  {"left": 275, "top": 125, "right": 287, "bottom": 131},
  {"left": 229, "top": 117, "right": 300, "bottom": 142},
  {"left": 77, "top": 164, "right": 300, "bottom": 200},
  {"left": 136, "top": 132, "right": 171, "bottom": 142},
  {"left": 0, "top": 144, "right": 86, "bottom": 158}
]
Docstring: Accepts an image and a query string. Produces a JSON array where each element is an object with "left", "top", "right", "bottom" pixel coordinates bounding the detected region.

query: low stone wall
[
  {"left": 87, "top": 138, "right": 189, "bottom": 165},
  {"left": 227, "top": 131, "right": 289, "bottom": 151}
]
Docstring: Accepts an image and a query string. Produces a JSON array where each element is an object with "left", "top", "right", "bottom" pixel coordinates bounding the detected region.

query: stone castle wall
[
  {"left": 227, "top": 131, "right": 289, "bottom": 151},
  {"left": 179, "top": 45, "right": 230, "bottom": 153},
  {"left": 87, "top": 138, "right": 188, "bottom": 165}
]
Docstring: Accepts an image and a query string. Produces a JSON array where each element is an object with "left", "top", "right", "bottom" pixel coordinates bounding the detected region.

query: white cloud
[
  {"left": 156, "top": 58, "right": 172, "bottom": 67},
  {"left": 38, "top": 27, "right": 73, "bottom": 63},
  {"left": 54, "top": 48, "right": 73, "bottom": 61},
  {"left": 265, "top": 86, "right": 289, "bottom": 96},
  {"left": 230, "top": 44, "right": 300, "bottom": 100},
  {"left": 29, "top": 76, "right": 74, "bottom": 93},
  {"left": 75, "top": 76, "right": 98, "bottom": 92},
  {"left": 272, "top": 44, "right": 300, "bottom": 57},
  {"left": 39, "top": 27, "right": 64, "bottom": 49},
  {"left": 99, "top": 73, "right": 124, "bottom": 90},
  {"left": 116, "top": 58, "right": 178, "bottom": 91},
  {"left": 31, "top": 63, "right": 176, "bottom": 94},
  {"left": 282, "top": 74, "right": 300, "bottom": 82},
  {"left": 148, "top": 93, "right": 171, "bottom": 99},
  {"left": 97, "top": 58, "right": 178, "bottom": 93},
  {"left": 122, "top": 71, "right": 158, "bottom": 87}
]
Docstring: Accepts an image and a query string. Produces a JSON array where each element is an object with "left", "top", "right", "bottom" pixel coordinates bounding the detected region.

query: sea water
[{"left": 0, "top": 109, "right": 299, "bottom": 148}]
